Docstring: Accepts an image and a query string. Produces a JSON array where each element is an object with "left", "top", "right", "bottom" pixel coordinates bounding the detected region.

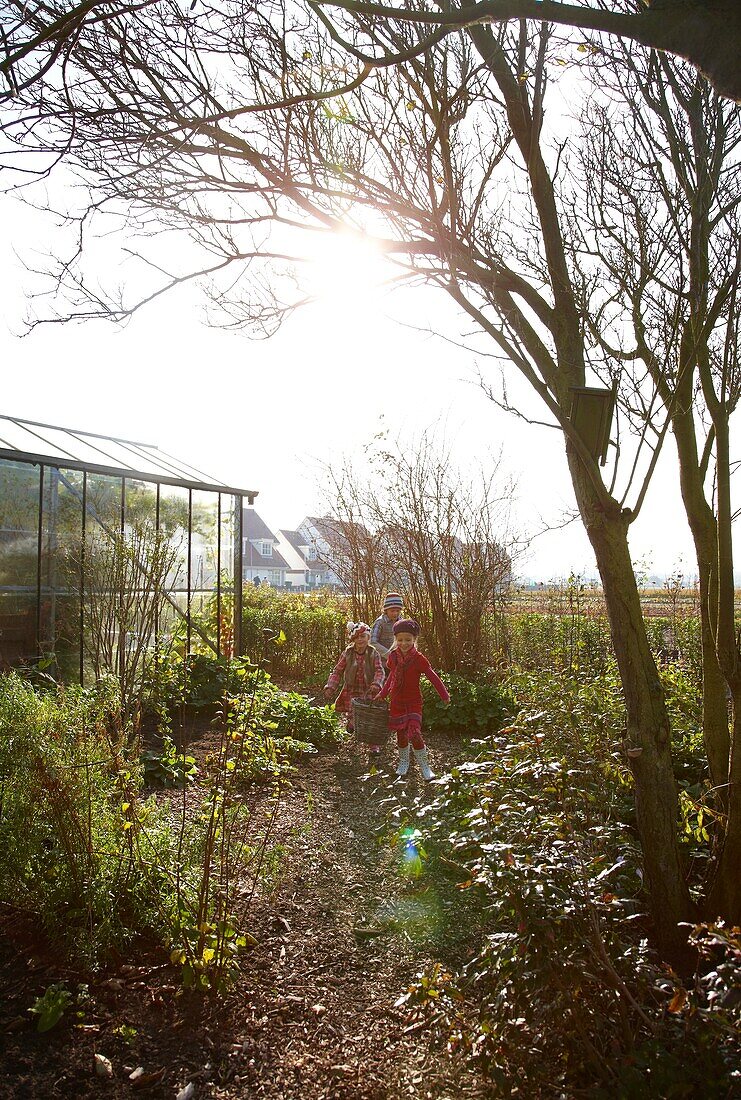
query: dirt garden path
[{"left": 1, "top": 735, "right": 493, "bottom": 1100}]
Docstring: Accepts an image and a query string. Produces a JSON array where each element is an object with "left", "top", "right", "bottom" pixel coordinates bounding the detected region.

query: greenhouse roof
[{"left": 0, "top": 414, "right": 257, "bottom": 501}]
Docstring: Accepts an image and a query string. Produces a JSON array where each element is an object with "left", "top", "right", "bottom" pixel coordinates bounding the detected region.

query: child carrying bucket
[
  {"left": 324, "top": 622, "right": 386, "bottom": 755},
  {"left": 377, "top": 618, "right": 450, "bottom": 780}
]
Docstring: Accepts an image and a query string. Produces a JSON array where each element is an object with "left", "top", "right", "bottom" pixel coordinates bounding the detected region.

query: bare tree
[
  {"left": 0, "top": 0, "right": 377, "bottom": 121},
  {"left": 2, "top": 0, "right": 740, "bottom": 113},
  {"left": 71, "top": 520, "right": 183, "bottom": 741},
  {"left": 309, "top": 509, "right": 396, "bottom": 622},
  {"left": 572, "top": 45, "right": 740, "bottom": 918},
  {"left": 309, "top": 0, "right": 741, "bottom": 102},
  {"left": 322, "top": 434, "right": 517, "bottom": 672}
]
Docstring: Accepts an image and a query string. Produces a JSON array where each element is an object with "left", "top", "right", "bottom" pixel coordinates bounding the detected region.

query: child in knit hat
[
  {"left": 377, "top": 619, "right": 450, "bottom": 781},
  {"left": 324, "top": 622, "right": 385, "bottom": 754},
  {"left": 370, "top": 593, "right": 404, "bottom": 668}
]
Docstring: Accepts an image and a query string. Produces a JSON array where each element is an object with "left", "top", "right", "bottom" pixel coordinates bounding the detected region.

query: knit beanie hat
[
  {"left": 383, "top": 592, "right": 404, "bottom": 611},
  {"left": 347, "top": 621, "right": 371, "bottom": 643},
  {"left": 393, "top": 618, "right": 420, "bottom": 636}
]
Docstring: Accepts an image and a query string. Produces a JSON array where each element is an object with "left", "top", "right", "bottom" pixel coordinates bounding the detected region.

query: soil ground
[{"left": 0, "top": 729, "right": 492, "bottom": 1100}]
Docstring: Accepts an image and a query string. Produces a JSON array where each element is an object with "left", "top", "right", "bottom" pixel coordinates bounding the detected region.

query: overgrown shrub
[
  {"left": 242, "top": 605, "right": 346, "bottom": 680},
  {"left": 261, "top": 689, "right": 345, "bottom": 748},
  {"left": 187, "top": 587, "right": 713, "bottom": 690},
  {"left": 379, "top": 671, "right": 738, "bottom": 1095},
  {"left": 144, "top": 650, "right": 254, "bottom": 714},
  {"left": 0, "top": 673, "right": 174, "bottom": 966},
  {"left": 506, "top": 610, "right": 615, "bottom": 676},
  {"left": 421, "top": 672, "right": 517, "bottom": 736},
  {"left": 188, "top": 584, "right": 348, "bottom": 681},
  {"left": 141, "top": 734, "right": 198, "bottom": 787},
  {"left": 0, "top": 665, "right": 322, "bottom": 979},
  {"left": 161, "top": 668, "right": 308, "bottom": 990},
  {"left": 505, "top": 609, "right": 705, "bottom": 686},
  {"left": 146, "top": 649, "right": 344, "bottom": 749}
]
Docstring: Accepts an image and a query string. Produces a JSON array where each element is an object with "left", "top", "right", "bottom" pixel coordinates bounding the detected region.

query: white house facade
[
  {"left": 242, "top": 507, "right": 289, "bottom": 587},
  {"left": 295, "top": 516, "right": 347, "bottom": 589},
  {"left": 241, "top": 510, "right": 348, "bottom": 590}
]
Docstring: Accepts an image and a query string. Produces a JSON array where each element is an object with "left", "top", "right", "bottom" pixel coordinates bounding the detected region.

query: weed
[{"left": 28, "top": 985, "right": 73, "bottom": 1033}]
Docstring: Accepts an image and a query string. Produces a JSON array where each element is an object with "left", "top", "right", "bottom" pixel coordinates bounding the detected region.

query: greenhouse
[{"left": 0, "top": 414, "right": 256, "bottom": 682}]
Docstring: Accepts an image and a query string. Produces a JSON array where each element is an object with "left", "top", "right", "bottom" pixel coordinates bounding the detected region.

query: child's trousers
[{"left": 395, "top": 721, "right": 425, "bottom": 750}]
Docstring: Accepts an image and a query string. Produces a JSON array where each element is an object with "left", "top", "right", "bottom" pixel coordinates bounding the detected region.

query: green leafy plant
[
  {"left": 112, "top": 1023, "right": 138, "bottom": 1044},
  {"left": 140, "top": 734, "right": 198, "bottom": 787},
  {"left": 421, "top": 672, "right": 516, "bottom": 736},
  {"left": 157, "top": 654, "right": 292, "bottom": 992},
  {"left": 143, "top": 650, "right": 263, "bottom": 716},
  {"left": 0, "top": 674, "right": 179, "bottom": 967},
  {"left": 29, "top": 984, "right": 73, "bottom": 1032},
  {"left": 261, "top": 689, "right": 344, "bottom": 747},
  {"left": 169, "top": 911, "right": 255, "bottom": 993}
]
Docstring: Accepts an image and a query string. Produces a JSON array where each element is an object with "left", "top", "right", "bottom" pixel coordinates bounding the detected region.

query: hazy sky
[{"left": 0, "top": 192, "right": 706, "bottom": 583}]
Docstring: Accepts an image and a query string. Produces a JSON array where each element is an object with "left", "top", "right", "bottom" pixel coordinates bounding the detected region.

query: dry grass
[{"left": 506, "top": 586, "right": 741, "bottom": 619}]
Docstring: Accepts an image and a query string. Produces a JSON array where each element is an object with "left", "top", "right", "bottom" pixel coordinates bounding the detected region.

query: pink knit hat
[{"left": 347, "top": 621, "right": 371, "bottom": 642}]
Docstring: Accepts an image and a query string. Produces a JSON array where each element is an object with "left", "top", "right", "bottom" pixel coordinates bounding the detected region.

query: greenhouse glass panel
[
  {"left": 53, "top": 469, "right": 85, "bottom": 682},
  {"left": 125, "top": 478, "right": 158, "bottom": 528},
  {"left": 24, "top": 425, "right": 118, "bottom": 469},
  {"left": 86, "top": 472, "right": 124, "bottom": 533},
  {"left": 219, "top": 493, "right": 236, "bottom": 658},
  {"left": 190, "top": 491, "right": 220, "bottom": 655},
  {"left": 39, "top": 468, "right": 59, "bottom": 659},
  {"left": 79, "top": 474, "right": 124, "bottom": 685},
  {"left": 158, "top": 483, "right": 190, "bottom": 646},
  {"left": 0, "top": 459, "right": 40, "bottom": 668},
  {"left": 0, "top": 419, "right": 43, "bottom": 453}
]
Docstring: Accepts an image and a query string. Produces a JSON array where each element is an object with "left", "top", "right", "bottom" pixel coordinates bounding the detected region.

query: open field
[{"left": 508, "top": 586, "right": 741, "bottom": 618}]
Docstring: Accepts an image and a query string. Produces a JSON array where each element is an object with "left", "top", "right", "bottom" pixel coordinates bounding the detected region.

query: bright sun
[{"left": 302, "top": 228, "right": 389, "bottom": 308}]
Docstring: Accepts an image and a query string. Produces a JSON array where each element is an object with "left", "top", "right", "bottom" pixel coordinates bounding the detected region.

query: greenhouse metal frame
[{"left": 0, "top": 414, "right": 256, "bottom": 681}]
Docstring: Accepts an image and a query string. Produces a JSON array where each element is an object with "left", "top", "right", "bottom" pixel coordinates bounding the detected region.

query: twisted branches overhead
[
  {"left": 308, "top": 0, "right": 741, "bottom": 101},
  {"left": 2, "top": 0, "right": 739, "bottom": 114}
]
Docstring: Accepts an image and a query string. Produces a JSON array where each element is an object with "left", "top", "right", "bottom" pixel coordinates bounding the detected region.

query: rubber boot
[
  {"left": 395, "top": 745, "right": 410, "bottom": 777},
  {"left": 413, "top": 747, "right": 434, "bottom": 781}
]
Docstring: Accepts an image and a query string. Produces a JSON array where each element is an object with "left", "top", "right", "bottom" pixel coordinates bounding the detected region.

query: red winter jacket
[{"left": 377, "top": 647, "right": 450, "bottom": 718}]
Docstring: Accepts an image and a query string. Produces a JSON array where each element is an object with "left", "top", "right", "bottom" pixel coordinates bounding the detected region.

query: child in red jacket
[{"left": 377, "top": 619, "right": 450, "bottom": 780}]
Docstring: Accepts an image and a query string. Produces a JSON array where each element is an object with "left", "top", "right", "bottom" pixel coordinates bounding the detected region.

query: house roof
[
  {"left": 243, "top": 541, "right": 290, "bottom": 570},
  {"left": 297, "top": 517, "right": 349, "bottom": 574},
  {"left": 0, "top": 414, "right": 257, "bottom": 500},
  {"left": 281, "top": 532, "right": 326, "bottom": 574},
  {"left": 275, "top": 531, "right": 311, "bottom": 573},
  {"left": 299, "top": 515, "right": 369, "bottom": 548},
  {"left": 281, "top": 529, "right": 310, "bottom": 551},
  {"left": 243, "top": 507, "right": 278, "bottom": 542},
  {"left": 303, "top": 515, "right": 340, "bottom": 539}
]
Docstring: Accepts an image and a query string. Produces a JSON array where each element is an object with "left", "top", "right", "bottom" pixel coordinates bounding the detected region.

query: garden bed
[{"left": 0, "top": 726, "right": 487, "bottom": 1099}]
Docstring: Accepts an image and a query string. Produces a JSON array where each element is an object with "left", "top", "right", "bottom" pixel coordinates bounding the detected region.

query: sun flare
[{"left": 302, "top": 229, "right": 389, "bottom": 307}]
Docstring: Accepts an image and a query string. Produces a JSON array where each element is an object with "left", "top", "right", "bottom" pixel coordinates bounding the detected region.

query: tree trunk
[
  {"left": 705, "top": 417, "right": 741, "bottom": 923},
  {"left": 671, "top": 408, "right": 731, "bottom": 798},
  {"left": 707, "top": 705, "right": 741, "bottom": 923},
  {"left": 696, "top": 563, "right": 732, "bottom": 801},
  {"left": 568, "top": 451, "right": 696, "bottom": 960},
  {"left": 468, "top": 20, "right": 696, "bottom": 960},
  {"left": 635, "top": 0, "right": 741, "bottom": 104}
]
